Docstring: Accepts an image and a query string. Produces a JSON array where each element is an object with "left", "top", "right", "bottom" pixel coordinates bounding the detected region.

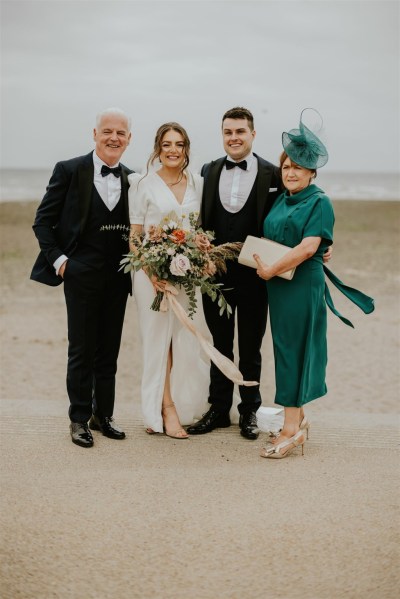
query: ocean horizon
[{"left": 0, "top": 168, "right": 398, "bottom": 202}]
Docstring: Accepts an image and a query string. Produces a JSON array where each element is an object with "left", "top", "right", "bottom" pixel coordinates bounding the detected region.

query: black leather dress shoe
[
  {"left": 70, "top": 422, "right": 94, "bottom": 448},
  {"left": 186, "top": 408, "right": 231, "bottom": 435},
  {"left": 239, "top": 412, "right": 260, "bottom": 440},
  {"left": 89, "top": 415, "right": 126, "bottom": 440}
]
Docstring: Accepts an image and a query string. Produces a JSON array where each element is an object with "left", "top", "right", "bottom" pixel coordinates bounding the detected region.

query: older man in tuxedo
[
  {"left": 187, "top": 107, "right": 282, "bottom": 440},
  {"left": 31, "top": 108, "right": 133, "bottom": 447}
]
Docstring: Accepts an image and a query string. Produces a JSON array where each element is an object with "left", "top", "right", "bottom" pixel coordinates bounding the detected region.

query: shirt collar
[{"left": 93, "top": 150, "right": 120, "bottom": 174}]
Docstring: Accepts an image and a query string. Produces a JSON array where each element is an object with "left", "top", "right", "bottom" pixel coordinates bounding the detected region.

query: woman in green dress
[{"left": 254, "top": 109, "right": 374, "bottom": 459}]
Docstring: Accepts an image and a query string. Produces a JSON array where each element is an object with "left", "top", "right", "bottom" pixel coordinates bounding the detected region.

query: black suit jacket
[
  {"left": 200, "top": 153, "right": 282, "bottom": 234},
  {"left": 30, "top": 151, "right": 133, "bottom": 286}
]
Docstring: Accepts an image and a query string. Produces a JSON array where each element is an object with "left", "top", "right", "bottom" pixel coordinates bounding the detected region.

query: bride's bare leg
[
  {"left": 161, "top": 346, "right": 189, "bottom": 438},
  {"left": 162, "top": 347, "right": 173, "bottom": 405}
]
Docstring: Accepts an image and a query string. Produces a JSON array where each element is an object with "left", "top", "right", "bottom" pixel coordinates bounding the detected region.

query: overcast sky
[{"left": 1, "top": 0, "right": 398, "bottom": 172}]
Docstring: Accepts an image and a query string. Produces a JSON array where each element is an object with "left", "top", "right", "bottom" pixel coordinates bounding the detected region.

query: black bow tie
[
  {"left": 226, "top": 160, "right": 247, "bottom": 171},
  {"left": 101, "top": 164, "right": 121, "bottom": 178}
]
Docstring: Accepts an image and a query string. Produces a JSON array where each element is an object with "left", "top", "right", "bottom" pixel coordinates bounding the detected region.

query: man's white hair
[{"left": 96, "top": 107, "right": 131, "bottom": 131}]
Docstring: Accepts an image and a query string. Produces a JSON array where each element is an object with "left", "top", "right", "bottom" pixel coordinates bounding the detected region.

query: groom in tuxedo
[
  {"left": 187, "top": 107, "right": 282, "bottom": 440},
  {"left": 31, "top": 108, "right": 133, "bottom": 448}
]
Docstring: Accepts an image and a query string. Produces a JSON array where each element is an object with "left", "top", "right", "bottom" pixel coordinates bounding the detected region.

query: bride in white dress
[{"left": 128, "top": 122, "right": 211, "bottom": 438}]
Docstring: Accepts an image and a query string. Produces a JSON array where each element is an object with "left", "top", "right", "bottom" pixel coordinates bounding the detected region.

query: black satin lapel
[
  {"left": 256, "top": 161, "right": 270, "bottom": 231},
  {"left": 121, "top": 169, "right": 130, "bottom": 222},
  {"left": 78, "top": 161, "right": 94, "bottom": 233},
  {"left": 204, "top": 159, "right": 224, "bottom": 228}
]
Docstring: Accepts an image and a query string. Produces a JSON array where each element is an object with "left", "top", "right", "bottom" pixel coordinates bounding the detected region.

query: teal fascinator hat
[{"left": 282, "top": 108, "right": 328, "bottom": 169}]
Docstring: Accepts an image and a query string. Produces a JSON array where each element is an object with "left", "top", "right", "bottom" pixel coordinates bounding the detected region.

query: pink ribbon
[{"left": 160, "top": 283, "right": 258, "bottom": 387}]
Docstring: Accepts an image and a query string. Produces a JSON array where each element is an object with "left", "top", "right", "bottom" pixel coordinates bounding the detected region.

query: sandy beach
[{"left": 1, "top": 199, "right": 399, "bottom": 598}]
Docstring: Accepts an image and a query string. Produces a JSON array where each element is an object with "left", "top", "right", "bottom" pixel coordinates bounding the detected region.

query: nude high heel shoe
[
  {"left": 162, "top": 403, "right": 189, "bottom": 439},
  {"left": 299, "top": 416, "right": 311, "bottom": 440},
  {"left": 260, "top": 430, "right": 305, "bottom": 459}
]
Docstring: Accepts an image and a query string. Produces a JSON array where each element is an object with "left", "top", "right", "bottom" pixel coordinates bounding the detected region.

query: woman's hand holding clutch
[{"left": 253, "top": 254, "right": 274, "bottom": 281}]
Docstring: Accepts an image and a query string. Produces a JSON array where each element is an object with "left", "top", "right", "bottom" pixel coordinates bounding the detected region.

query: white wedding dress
[{"left": 128, "top": 170, "right": 213, "bottom": 432}]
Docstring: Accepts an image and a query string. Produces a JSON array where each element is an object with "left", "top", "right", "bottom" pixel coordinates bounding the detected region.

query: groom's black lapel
[
  {"left": 255, "top": 155, "right": 277, "bottom": 232},
  {"left": 78, "top": 154, "right": 94, "bottom": 234},
  {"left": 120, "top": 168, "right": 130, "bottom": 223},
  {"left": 203, "top": 157, "right": 225, "bottom": 230}
]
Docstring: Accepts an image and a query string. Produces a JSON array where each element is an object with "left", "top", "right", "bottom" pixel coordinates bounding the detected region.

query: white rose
[
  {"left": 167, "top": 247, "right": 176, "bottom": 256},
  {"left": 170, "top": 254, "right": 191, "bottom": 276}
]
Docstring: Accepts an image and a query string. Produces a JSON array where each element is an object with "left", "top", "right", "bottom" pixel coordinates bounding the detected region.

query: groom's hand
[{"left": 59, "top": 260, "right": 68, "bottom": 278}]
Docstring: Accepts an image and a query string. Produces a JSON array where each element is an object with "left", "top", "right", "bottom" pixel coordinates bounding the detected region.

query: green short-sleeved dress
[{"left": 264, "top": 184, "right": 374, "bottom": 408}]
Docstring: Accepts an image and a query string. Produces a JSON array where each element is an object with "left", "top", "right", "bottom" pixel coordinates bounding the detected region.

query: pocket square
[{"left": 269, "top": 187, "right": 278, "bottom": 192}]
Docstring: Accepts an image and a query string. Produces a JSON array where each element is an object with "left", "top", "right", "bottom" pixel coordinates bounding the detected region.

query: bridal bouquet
[{"left": 121, "top": 211, "right": 241, "bottom": 318}]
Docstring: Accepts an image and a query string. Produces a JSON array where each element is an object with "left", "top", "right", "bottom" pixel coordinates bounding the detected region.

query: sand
[{"left": 0, "top": 199, "right": 399, "bottom": 599}]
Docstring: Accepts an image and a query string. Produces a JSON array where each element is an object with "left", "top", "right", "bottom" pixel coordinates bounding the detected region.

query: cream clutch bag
[{"left": 238, "top": 235, "right": 296, "bottom": 280}]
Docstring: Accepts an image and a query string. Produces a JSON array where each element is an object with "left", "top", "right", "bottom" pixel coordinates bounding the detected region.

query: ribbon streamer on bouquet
[{"left": 160, "top": 283, "right": 258, "bottom": 387}]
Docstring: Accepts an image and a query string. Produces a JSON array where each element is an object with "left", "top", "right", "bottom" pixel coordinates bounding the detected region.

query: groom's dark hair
[{"left": 222, "top": 107, "right": 254, "bottom": 131}]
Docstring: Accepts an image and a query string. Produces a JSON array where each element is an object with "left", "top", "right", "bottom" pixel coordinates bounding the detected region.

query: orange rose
[{"left": 170, "top": 230, "right": 186, "bottom": 244}]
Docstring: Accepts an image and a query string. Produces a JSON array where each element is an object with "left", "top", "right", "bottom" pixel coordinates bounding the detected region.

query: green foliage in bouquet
[{"left": 120, "top": 211, "right": 242, "bottom": 318}]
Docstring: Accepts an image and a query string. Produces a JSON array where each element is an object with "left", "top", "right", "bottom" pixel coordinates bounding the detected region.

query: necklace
[
  {"left": 158, "top": 167, "right": 185, "bottom": 187},
  {"left": 163, "top": 174, "right": 184, "bottom": 187}
]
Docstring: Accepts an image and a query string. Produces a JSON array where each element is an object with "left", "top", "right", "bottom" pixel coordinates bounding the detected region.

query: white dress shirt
[
  {"left": 219, "top": 152, "right": 258, "bottom": 213},
  {"left": 92, "top": 151, "right": 122, "bottom": 211},
  {"left": 53, "top": 151, "right": 121, "bottom": 274}
]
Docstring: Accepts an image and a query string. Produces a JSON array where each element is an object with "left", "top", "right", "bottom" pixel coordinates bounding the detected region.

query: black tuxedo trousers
[
  {"left": 202, "top": 266, "right": 268, "bottom": 415},
  {"left": 63, "top": 258, "right": 129, "bottom": 423}
]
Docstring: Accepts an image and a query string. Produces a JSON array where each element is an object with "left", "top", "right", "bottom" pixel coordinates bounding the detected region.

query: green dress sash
[{"left": 323, "top": 266, "right": 375, "bottom": 328}]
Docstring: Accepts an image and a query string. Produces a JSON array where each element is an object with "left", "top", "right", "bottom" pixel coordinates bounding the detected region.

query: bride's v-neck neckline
[{"left": 155, "top": 171, "right": 188, "bottom": 206}]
